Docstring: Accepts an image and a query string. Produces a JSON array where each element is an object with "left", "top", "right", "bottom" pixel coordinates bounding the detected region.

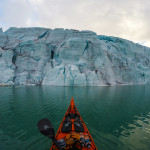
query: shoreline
[{"left": 0, "top": 82, "right": 148, "bottom": 87}]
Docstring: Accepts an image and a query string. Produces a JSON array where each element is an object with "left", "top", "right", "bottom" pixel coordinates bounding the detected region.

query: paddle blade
[{"left": 37, "top": 118, "right": 55, "bottom": 139}]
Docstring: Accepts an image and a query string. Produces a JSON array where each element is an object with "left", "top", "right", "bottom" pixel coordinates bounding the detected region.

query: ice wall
[{"left": 0, "top": 27, "right": 150, "bottom": 86}]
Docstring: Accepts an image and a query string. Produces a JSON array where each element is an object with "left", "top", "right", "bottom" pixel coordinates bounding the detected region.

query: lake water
[{"left": 0, "top": 85, "right": 150, "bottom": 150}]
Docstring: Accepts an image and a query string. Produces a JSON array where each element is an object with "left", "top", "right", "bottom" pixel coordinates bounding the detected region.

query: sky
[{"left": 0, "top": 0, "right": 150, "bottom": 47}]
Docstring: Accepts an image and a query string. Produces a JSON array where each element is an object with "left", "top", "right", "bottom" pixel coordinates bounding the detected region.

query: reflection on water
[{"left": 0, "top": 85, "right": 150, "bottom": 150}]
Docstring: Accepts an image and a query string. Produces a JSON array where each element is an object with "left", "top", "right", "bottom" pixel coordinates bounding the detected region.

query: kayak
[{"left": 50, "top": 97, "right": 97, "bottom": 150}]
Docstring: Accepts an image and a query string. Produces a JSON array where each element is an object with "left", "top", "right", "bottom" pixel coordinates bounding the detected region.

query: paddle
[{"left": 37, "top": 118, "right": 62, "bottom": 150}]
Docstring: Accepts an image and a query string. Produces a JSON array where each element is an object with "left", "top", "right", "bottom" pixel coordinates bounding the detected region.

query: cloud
[
  {"left": 139, "top": 41, "right": 150, "bottom": 48},
  {"left": 0, "top": 0, "right": 150, "bottom": 45}
]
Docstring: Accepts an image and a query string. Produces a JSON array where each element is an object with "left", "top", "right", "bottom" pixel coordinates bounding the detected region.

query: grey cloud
[
  {"left": 0, "top": 0, "right": 35, "bottom": 28},
  {"left": 0, "top": 0, "right": 150, "bottom": 43}
]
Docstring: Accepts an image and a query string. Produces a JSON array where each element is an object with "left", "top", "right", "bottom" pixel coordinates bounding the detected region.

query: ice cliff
[{"left": 0, "top": 27, "right": 150, "bottom": 86}]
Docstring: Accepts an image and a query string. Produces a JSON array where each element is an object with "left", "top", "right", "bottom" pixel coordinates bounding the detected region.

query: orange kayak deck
[{"left": 50, "top": 98, "right": 97, "bottom": 150}]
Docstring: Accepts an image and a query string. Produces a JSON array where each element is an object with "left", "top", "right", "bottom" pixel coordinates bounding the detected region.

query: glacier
[{"left": 0, "top": 27, "right": 150, "bottom": 86}]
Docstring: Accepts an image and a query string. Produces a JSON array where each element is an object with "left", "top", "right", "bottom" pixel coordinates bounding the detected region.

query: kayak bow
[{"left": 50, "top": 97, "right": 97, "bottom": 150}]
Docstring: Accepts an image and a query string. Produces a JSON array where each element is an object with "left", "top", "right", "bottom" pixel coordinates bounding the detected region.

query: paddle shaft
[{"left": 50, "top": 136, "right": 64, "bottom": 150}]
